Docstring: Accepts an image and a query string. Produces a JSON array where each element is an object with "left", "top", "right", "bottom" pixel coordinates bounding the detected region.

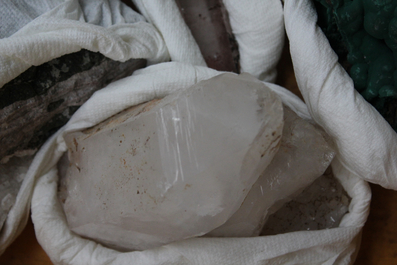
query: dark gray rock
[
  {"left": 176, "top": 0, "right": 240, "bottom": 73},
  {"left": 0, "top": 49, "right": 146, "bottom": 162}
]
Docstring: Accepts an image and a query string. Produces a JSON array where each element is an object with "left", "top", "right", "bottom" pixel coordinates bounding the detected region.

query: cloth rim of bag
[{"left": 30, "top": 62, "right": 371, "bottom": 265}]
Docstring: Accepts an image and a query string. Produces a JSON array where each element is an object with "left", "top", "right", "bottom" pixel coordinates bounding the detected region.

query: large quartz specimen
[
  {"left": 59, "top": 73, "right": 284, "bottom": 251},
  {"left": 207, "top": 107, "right": 335, "bottom": 237}
]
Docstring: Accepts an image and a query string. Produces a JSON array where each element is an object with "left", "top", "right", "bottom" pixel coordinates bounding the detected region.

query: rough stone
[
  {"left": 207, "top": 107, "right": 335, "bottom": 237},
  {"left": 261, "top": 168, "right": 351, "bottom": 235},
  {"left": 59, "top": 73, "right": 283, "bottom": 251}
]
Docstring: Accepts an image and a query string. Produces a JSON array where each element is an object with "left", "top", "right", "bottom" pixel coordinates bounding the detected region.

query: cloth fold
[
  {"left": 31, "top": 62, "right": 370, "bottom": 265},
  {"left": 0, "top": 0, "right": 169, "bottom": 88},
  {"left": 284, "top": 0, "right": 397, "bottom": 190}
]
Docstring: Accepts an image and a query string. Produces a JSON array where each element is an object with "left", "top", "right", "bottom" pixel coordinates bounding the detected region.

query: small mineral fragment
[
  {"left": 314, "top": 0, "right": 397, "bottom": 131},
  {"left": 261, "top": 168, "right": 351, "bottom": 235},
  {"left": 207, "top": 107, "right": 335, "bottom": 237},
  {"left": 59, "top": 73, "right": 283, "bottom": 251}
]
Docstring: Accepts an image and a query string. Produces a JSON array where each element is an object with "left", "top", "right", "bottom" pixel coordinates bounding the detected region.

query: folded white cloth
[
  {"left": 0, "top": 0, "right": 62, "bottom": 39},
  {"left": 131, "top": 0, "right": 285, "bottom": 82},
  {"left": 285, "top": 0, "right": 397, "bottom": 190}
]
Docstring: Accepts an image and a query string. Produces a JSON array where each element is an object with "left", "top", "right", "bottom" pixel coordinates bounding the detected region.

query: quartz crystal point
[
  {"left": 60, "top": 73, "right": 284, "bottom": 251},
  {"left": 207, "top": 107, "right": 336, "bottom": 237},
  {"left": 261, "top": 168, "right": 351, "bottom": 235}
]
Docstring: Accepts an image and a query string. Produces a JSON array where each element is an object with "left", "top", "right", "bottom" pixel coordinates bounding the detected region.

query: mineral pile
[
  {"left": 207, "top": 107, "right": 336, "bottom": 237},
  {"left": 59, "top": 73, "right": 283, "bottom": 251},
  {"left": 261, "top": 168, "right": 351, "bottom": 235},
  {"left": 0, "top": 49, "right": 146, "bottom": 163},
  {"left": 0, "top": 155, "right": 33, "bottom": 230}
]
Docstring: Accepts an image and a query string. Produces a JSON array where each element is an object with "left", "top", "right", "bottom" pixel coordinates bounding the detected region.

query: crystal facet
[
  {"left": 207, "top": 107, "right": 335, "bottom": 237},
  {"left": 59, "top": 73, "right": 283, "bottom": 251}
]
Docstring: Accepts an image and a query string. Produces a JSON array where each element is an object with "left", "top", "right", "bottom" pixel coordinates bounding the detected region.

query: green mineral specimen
[{"left": 314, "top": 0, "right": 397, "bottom": 131}]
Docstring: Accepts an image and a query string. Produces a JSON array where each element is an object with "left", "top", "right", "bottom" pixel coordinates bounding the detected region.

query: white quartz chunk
[
  {"left": 59, "top": 73, "right": 283, "bottom": 251},
  {"left": 207, "top": 107, "right": 335, "bottom": 237}
]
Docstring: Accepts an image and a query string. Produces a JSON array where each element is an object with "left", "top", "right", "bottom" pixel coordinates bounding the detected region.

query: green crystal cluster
[{"left": 314, "top": 0, "right": 397, "bottom": 130}]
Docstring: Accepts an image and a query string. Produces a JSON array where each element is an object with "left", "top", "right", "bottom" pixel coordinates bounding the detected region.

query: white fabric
[
  {"left": 222, "top": 0, "right": 284, "bottom": 82},
  {"left": 131, "top": 0, "right": 207, "bottom": 67},
  {"left": 284, "top": 0, "right": 397, "bottom": 190},
  {"left": 0, "top": 0, "right": 169, "bottom": 88},
  {"left": 0, "top": 0, "right": 63, "bottom": 39},
  {"left": 0, "top": 0, "right": 147, "bottom": 39},
  {"left": 30, "top": 62, "right": 371, "bottom": 265},
  {"left": 131, "top": 0, "right": 285, "bottom": 82}
]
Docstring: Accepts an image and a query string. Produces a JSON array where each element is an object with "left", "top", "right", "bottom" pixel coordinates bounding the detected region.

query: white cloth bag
[
  {"left": 31, "top": 62, "right": 370, "bottom": 265},
  {"left": 2, "top": 0, "right": 392, "bottom": 264}
]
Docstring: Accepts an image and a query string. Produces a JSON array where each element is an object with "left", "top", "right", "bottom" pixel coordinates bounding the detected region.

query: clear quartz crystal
[
  {"left": 261, "top": 168, "right": 351, "bottom": 235},
  {"left": 0, "top": 155, "right": 33, "bottom": 229},
  {"left": 207, "top": 107, "right": 336, "bottom": 237},
  {"left": 59, "top": 73, "right": 284, "bottom": 251}
]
